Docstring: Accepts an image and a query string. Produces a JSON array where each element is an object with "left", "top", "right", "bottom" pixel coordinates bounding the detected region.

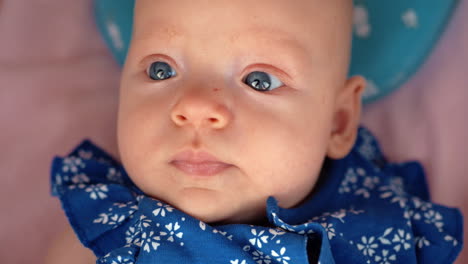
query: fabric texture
[{"left": 51, "top": 128, "right": 463, "bottom": 263}]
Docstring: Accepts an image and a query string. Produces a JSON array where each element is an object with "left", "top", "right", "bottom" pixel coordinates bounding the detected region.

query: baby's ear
[{"left": 327, "top": 75, "right": 366, "bottom": 159}]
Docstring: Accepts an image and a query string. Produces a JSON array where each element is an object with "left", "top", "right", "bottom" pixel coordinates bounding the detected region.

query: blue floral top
[{"left": 51, "top": 128, "right": 463, "bottom": 264}]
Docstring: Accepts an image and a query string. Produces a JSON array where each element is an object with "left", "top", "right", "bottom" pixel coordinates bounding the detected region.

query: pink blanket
[{"left": 0, "top": 0, "right": 466, "bottom": 263}]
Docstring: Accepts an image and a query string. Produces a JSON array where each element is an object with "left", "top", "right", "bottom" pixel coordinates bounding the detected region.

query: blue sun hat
[{"left": 94, "top": 0, "right": 459, "bottom": 104}]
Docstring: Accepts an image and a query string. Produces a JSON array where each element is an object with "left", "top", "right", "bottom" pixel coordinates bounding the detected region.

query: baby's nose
[{"left": 170, "top": 91, "right": 233, "bottom": 130}]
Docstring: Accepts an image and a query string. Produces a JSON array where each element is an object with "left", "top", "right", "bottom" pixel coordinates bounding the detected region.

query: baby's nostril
[
  {"left": 208, "top": 117, "right": 218, "bottom": 123},
  {"left": 177, "top": 115, "right": 187, "bottom": 122}
]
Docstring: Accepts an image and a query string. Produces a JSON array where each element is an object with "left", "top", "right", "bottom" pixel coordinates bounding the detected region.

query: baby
[{"left": 47, "top": 0, "right": 463, "bottom": 263}]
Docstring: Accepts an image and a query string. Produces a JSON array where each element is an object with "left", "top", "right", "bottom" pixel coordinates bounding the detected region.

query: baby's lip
[{"left": 170, "top": 150, "right": 232, "bottom": 176}]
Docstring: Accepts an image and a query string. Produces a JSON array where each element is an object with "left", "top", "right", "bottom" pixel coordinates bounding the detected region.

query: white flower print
[
  {"left": 114, "top": 201, "right": 138, "bottom": 210},
  {"left": 249, "top": 229, "right": 269, "bottom": 248},
  {"left": 68, "top": 173, "right": 90, "bottom": 190},
  {"left": 406, "top": 197, "right": 433, "bottom": 222},
  {"left": 424, "top": 210, "right": 444, "bottom": 231},
  {"left": 54, "top": 174, "right": 63, "bottom": 186},
  {"left": 271, "top": 247, "right": 291, "bottom": 264},
  {"left": 378, "top": 228, "right": 393, "bottom": 245},
  {"left": 339, "top": 168, "right": 378, "bottom": 199},
  {"left": 444, "top": 235, "right": 458, "bottom": 247},
  {"left": 358, "top": 141, "right": 377, "bottom": 162},
  {"left": 62, "top": 156, "right": 85, "bottom": 173},
  {"left": 252, "top": 250, "right": 272, "bottom": 264},
  {"left": 141, "top": 231, "right": 161, "bottom": 253},
  {"left": 403, "top": 210, "right": 413, "bottom": 226},
  {"left": 379, "top": 177, "right": 407, "bottom": 208},
  {"left": 358, "top": 128, "right": 378, "bottom": 160},
  {"left": 107, "top": 168, "right": 124, "bottom": 184},
  {"left": 414, "top": 236, "right": 431, "bottom": 249},
  {"left": 269, "top": 228, "right": 286, "bottom": 240},
  {"left": 412, "top": 197, "right": 432, "bottom": 212},
  {"left": 357, "top": 236, "right": 379, "bottom": 257},
  {"left": 339, "top": 168, "right": 359, "bottom": 194},
  {"left": 93, "top": 212, "right": 125, "bottom": 227},
  {"left": 111, "top": 255, "right": 134, "bottom": 264},
  {"left": 152, "top": 202, "right": 174, "bottom": 217},
  {"left": 321, "top": 223, "right": 336, "bottom": 240},
  {"left": 93, "top": 213, "right": 110, "bottom": 225},
  {"left": 199, "top": 221, "right": 206, "bottom": 231},
  {"left": 391, "top": 229, "right": 412, "bottom": 252},
  {"left": 355, "top": 187, "right": 371, "bottom": 199},
  {"left": 125, "top": 226, "right": 142, "bottom": 246},
  {"left": 139, "top": 215, "right": 153, "bottom": 228},
  {"left": 160, "top": 222, "right": 183, "bottom": 242},
  {"left": 374, "top": 249, "right": 396, "bottom": 264},
  {"left": 109, "top": 214, "right": 125, "bottom": 225},
  {"left": 348, "top": 208, "right": 366, "bottom": 215},
  {"left": 85, "top": 184, "right": 108, "bottom": 200},
  {"left": 230, "top": 260, "right": 246, "bottom": 264},
  {"left": 363, "top": 175, "right": 380, "bottom": 189},
  {"left": 330, "top": 209, "right": 347, "bottom": 223},
  {"left": 213, "top": 229, "right": 234, "bottom": 240},
  {"left": 308, "top": 208, "right": 364, "bottom": 226},
  {"left": 93, "top": 201, "right": 138, "bottom": 227},
  {"left": 78, "top": 149, "right": 93, "bottom": 160}
]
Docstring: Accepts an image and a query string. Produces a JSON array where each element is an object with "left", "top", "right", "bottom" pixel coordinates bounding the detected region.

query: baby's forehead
[
  {"left": 131, "top": 0, "right": 352, "bottom": 72},
  {"left": 134, "top": 0, "right": 350, "bottom": 39}
]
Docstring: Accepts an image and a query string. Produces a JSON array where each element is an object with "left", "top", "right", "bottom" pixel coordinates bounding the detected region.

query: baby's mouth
[{"left": 170, "top": 150, "right": 232, "bottom": 177}]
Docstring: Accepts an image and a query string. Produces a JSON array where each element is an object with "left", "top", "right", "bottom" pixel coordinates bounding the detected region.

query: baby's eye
[
  {"left": 243, "top": 71, "right": 283, "bottom": 92},
  {"left": 147, "top": 61, "right": 177, "bottom": 81}
]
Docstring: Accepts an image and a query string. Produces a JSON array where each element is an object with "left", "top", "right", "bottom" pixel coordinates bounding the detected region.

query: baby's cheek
[
  {"left": 118, "top": 122, "right": 157, "bottom": 191},
  {"left": 272, "top": 178, "right": 315, "bottom": 208},
  {"left": 269, "top": 158, "right": 323, "bottom": 209}
]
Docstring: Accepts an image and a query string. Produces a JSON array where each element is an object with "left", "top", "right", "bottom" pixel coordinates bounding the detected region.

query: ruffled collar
[{"left": 51, "top": 127, "right": 463, "bottom": 264}]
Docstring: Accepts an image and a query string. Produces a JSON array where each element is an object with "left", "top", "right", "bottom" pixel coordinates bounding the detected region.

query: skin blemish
[
  {"left": 164, "top": 26, "right": 181, "bottom": 41},
  {"left": 228, "top": 34, "right": 239, "bottom": 44},
  {"left": 213, "top": 88, "right": 220, "bottom": 92}
]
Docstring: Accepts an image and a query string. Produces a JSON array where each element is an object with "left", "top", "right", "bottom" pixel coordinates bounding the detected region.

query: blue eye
[
  {"left": 243, "top": 71, "right": 283, "bottom": 92},
  {"left": 147, "top": 61, "right": 177, "bottom": 81}
]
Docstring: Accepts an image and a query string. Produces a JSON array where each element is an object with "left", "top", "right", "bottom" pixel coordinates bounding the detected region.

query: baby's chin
[
  {"left": 164, "top": 190, "right": 268, "bottom": 225},
  {"left": 180, "top": 206, "right": 235, "bottom": 224}
]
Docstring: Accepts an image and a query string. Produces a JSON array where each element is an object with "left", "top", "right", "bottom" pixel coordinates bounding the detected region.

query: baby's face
[{"left": 118, "top": 0, "right": 362, "bottom": 224}]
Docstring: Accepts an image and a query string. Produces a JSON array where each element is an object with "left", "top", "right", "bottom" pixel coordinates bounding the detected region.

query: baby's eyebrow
[{"left": 230, "top": 26, "right": 309, "bottom": 54}]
